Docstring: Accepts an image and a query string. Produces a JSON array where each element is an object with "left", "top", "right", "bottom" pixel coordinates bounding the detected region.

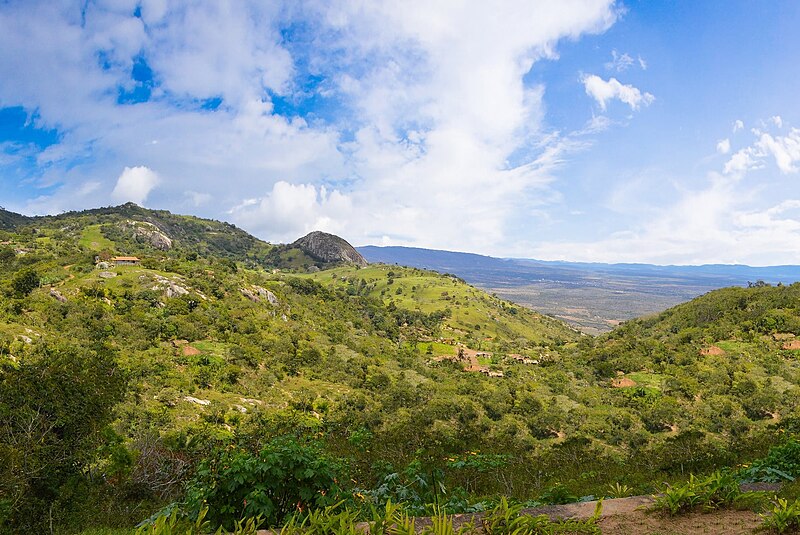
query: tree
[
  {"left": 11, "top": 268, "right": 39, "bottom": 297},
  {"left": 0, "top": 342, "right": 126, "bottom": 531}
]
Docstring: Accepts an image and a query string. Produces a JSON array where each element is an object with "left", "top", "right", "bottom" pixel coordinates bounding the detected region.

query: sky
[{"left": 1, "top": 1, "right": 799, "bottom": 265}]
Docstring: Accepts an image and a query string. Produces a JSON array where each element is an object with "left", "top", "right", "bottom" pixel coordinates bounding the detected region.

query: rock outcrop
[
  {"left": 291, "top": 231, "right": 368, "bottom": 267},
  {"left": 127, "top": 220, "right": 173, "bottom": 250}
]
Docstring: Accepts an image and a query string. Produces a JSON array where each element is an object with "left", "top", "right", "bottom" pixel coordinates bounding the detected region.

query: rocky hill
[{"left": 292, "top": 230, "right": 368, "bottom": 267}]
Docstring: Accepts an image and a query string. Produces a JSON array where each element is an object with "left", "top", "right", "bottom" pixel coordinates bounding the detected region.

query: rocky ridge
[{"left": 291, "top": 231, "right": 368, "bottom": 267}]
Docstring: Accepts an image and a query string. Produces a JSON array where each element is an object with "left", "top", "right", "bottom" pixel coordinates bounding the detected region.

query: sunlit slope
[{"left": 305, "top": 264, "right": 581, "bottom": 348}]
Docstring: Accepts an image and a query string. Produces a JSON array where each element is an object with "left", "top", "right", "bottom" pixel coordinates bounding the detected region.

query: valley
[{"left": 359, "top": 246, "right": 800, "bottom": 334}]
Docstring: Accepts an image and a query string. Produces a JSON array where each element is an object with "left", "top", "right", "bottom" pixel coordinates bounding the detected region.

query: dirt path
[
  {"left": 257, "top": 494, "right": 768, "bottom": 534},
  {"left": 62, "top": 264, "right": 75, "bottom": 282}
]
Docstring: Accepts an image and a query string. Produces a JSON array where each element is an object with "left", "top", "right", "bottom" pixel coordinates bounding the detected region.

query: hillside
[
  {"left": 2, "top": 206, "right": 800, "bottom": 533},
  {"left": 0, "top": 207, "right": 31, "bottom": 230},
  {"left": 359, "top": 245, "right": 800, "bottom": 333}
]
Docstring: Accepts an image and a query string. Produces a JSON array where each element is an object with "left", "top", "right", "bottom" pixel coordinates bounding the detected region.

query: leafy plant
[
  {"left": 739, "top": 439, "right": 800, "bottom": 483},
  {"left": 184, "top": 436, "right": 343, "bottom": 530},
  {"left": 367, "top": 499, "right": 403, "bottom": 535},
  {"left": 604, "top": 482, "right": 633, "bottom": 499},
  {"left": 482, "top": 497, "right": 601, "bottom": 535},
  {"left": 539, "top": 484, "right": 579, "bottom": 505},
  {"left": 135, "top": 506, "right": 215, "bottom": 535},
  {"left": 653, "top": 471, "right": 757, "bottom": 515},
  {"left": 359, "top": 460, "right": 447, "bottom": 516},
  {"left": 760, "top": 498, "right": 800, "bottom": 534}
]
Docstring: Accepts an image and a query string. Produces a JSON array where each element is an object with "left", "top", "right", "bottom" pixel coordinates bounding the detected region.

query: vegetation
[{"left": 1, "top": 204, "right": 800, "bottom": 533}]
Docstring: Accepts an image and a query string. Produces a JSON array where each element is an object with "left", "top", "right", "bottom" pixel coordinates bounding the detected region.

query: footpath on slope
[{"left": 256, "top": 493, "right": 769, "bottom": 534}]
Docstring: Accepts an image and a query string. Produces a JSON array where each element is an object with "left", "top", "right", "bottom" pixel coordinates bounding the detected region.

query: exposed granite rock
[
  {"left": 291, "top": 231, "right": 367, "bottom": 267},
  {"left": 127, "top": 220, "right": 173, "bottom": 250},
  {"left": 49, "top": 288, "right": 67, "bottom": 302},
  {"left": 241, "top": 286, "right": 279, "bottom": 306}
]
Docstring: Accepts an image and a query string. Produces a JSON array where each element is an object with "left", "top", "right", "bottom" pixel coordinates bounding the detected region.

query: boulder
[{"left": 291, "top": 231, "right": 368, "bottom": 266}]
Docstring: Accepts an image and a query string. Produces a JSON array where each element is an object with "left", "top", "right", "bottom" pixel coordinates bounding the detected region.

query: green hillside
[
  {"left": 1, "top": 206, "right": 800, "bottom": 533},
  {"left": 0, "top": 208, "right": 31, "bottom": 230}
]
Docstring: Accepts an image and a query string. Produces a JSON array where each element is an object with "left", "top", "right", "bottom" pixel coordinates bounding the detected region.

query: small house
[{"left": 112, "top": 256, "right": 141, "bottom": 266}]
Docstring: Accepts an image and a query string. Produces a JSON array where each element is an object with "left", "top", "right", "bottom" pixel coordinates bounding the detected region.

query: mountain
[
  {"left": 359, "top": 245, "right": 800, "bottom": 333},
  {"left": 292, "top": 230, "right": 368, "bottom": 267}
]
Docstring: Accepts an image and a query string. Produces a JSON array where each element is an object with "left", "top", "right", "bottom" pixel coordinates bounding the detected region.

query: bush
[
  {"left": 184, "top": 437, "right": 344, "bottom": 530},
  {"left": 739, "top": 438, "right": 800, "bottom": 483},
  {"left": 652, "top": 471, "right": 760, "bottom": 516},
  {"left": 10, "top": 268, "right": 39, "bottom": 296}
]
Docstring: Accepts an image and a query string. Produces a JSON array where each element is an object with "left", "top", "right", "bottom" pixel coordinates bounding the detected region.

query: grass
[
  {"left": 715, "top": 340, "right": 756, "bottom": 354},
  {"left": 78, "top": 224, "right": 115, "bottom": 251},
  {"left": 305, "top": 264, "right": 579, "bottom": 347},
  {"left": 626, "top": 372, "right": 665, "bottom": 391},
  {"left": 408, "top": 342, "right": 457, "bottom": 355}
]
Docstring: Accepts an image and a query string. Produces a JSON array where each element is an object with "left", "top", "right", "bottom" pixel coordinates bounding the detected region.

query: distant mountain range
[{"left": 358, "top": 245, "right": 800, "bottom": 333}]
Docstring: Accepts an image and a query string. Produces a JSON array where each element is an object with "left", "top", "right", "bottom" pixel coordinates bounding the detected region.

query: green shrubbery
[{"left": 183, "top": 437, "right": 344, "bottom": 530}]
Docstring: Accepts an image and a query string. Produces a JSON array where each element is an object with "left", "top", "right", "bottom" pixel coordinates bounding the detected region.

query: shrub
[
  {"left": 761, "top": 498, "right": 800, "bottom": 534},
  {"left": 739, "top": 439, "right": 800, "bottom": 483},
  {"left": 10, "top": 267, "right": 39, "bottom": 296},
  {"left": 652, "top": 471, "right": 761, "bottom": 516},
  {"left": 184, "top": 437, "right": 344, "bottom": 530}
]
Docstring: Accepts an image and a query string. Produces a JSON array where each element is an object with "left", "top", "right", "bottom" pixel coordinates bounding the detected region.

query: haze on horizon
[{"left": 1, "top": 1, "right": 799, "bottom": 266}]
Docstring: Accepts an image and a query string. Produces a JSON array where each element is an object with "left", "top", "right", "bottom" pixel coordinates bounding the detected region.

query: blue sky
[{"left": 1, "top": 1, "right": 799, "bottom": 265}]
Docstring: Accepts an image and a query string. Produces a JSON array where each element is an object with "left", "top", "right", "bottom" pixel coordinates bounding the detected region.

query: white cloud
[
  {"left": 581, "top": 74, "right": 654, "bottom": 111},
  {"left": 111, "top": 166, "right": 159, "bottom": 205},
  {"left": 229, "top": 181, "right": 352, "bottom": 243},
  {"left": 1, "top": 0, "right": 620, "bottom": 254},
  {"left": 185, "top": 191, "right": 212, "bottom": 207},
  {"left": 772, "top": 115, "right": 783, "bottom": 128},
  {"left": 534, "top": 118, "right": 800, "bottom": 265},
  {"left": 534, "top": 174, "right": 800, "bottom": 266},
  {"left": 756, "top": 128, "right": 800, "bottom": 174},
  {"left": 723, "top": 147, "right": 759, "bottom": 176},
  {"left": 716, "top": 138, "right": 730, "bottom": 154},
  {"left": 733, "top": 119, "right": 744, "bottom": 132},
  {"left": 605, "top": 50, "right": 634, "bottom": 72},
  {"left": 604, "top": 50, "right": 647, "bottom": 72},
  {"left": 723, "top": 126, "right": 800, "bottom": 176}
]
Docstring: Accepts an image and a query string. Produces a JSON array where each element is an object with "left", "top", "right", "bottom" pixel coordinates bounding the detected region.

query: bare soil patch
[
  {"left": 700, "top": 345, "right": 726, "bottom": 356},
  {"left": 182, "top": 345, "right": 201, "bottom": 356},
  {"left": 597, "top": 508, "right": 762, "bottom": 534},
  {"left": 611, "top": 377, "right": 637, "bottom": 388},
  {"left": 782, "top": 340, "right": 800, "bottom": 350}
]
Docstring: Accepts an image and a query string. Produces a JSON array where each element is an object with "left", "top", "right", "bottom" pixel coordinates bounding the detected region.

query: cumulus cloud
[
  {"left": 772, "top": 115, "right": 783, "bottom": 128},
  {"left": 757, "top": 128, "right": 800, "bottom": 173},
  {"left": 1, "top": 0, "right": 620, "bottom": 253},
  {"left": 581, "top": 74, "right": 654, "bottom": 111},
  {"left": 111, "top": 166, "right": 159, "bottom": 205},
  {"left": 716, "top": 138, "right": 731, "bottom": 154},
  {"left": 733, "top": 119, "right": 744, "bottom": 132},
  {"left": 229, "top": 181, "right": 352, "bottom": 243}
]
